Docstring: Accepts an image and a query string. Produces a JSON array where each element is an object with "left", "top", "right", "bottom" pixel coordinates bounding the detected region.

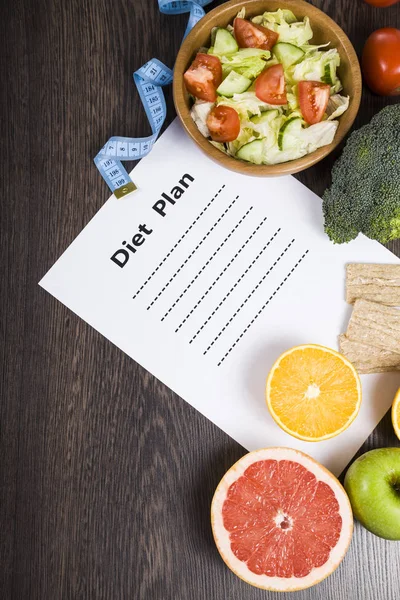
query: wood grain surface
[{"left": 1, "top": 1, "right": 399, "bottom": 599}]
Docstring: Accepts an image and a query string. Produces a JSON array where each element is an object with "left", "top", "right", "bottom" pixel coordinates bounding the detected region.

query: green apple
[{"left": 344, "top": 448, "right": 400, "bottom": 540}]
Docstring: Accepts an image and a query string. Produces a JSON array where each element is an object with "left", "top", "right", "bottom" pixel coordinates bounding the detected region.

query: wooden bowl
[{"left": 173, "top": 0, "right": 362, "bottom": 176}]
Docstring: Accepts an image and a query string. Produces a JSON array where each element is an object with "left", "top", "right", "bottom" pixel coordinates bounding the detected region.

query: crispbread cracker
[
  {"left": 346, "top": 299, "right": 400, "bottom": 354},
  {"left": 346, "top": 263, "right": 400, "bottom": 306},
  {"left": 339, "top": 334, "right": 400, "bottom": 374}
]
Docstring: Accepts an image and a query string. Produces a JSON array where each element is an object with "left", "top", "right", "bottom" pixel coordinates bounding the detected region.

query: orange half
[
  {"left": 266, "top": 344, "right": 362, "bottom": 442},
  {"left": 391, "top": 388, "right": 400, "bottom": 441}
]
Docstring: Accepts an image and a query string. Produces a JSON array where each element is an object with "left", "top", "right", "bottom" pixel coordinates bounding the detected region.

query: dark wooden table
[{"left": 1, "top": 1, "right": 400, "bottom": 598}]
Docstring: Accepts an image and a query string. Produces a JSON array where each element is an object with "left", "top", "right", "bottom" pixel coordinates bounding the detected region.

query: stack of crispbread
[{"left": 339, "top": 264, "right": 400, "bottom": 374}]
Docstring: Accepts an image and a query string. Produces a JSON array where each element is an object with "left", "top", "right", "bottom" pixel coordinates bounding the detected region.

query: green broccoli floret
[{"left": 322, "top": 104, "right": 400, "bottom": 244}]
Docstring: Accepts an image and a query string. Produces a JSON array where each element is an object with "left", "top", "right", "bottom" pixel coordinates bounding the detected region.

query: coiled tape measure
[{"left": 94, "top": 1, "right": 214, "bottom": 199}]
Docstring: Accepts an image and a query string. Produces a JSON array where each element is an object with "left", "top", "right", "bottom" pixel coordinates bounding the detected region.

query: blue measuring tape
[{"left": 94, "top": 1, "right": 214, "bottom": 199}]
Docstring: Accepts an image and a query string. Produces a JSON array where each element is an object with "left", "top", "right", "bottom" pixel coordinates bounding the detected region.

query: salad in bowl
[{"left": 183, "top": 8, "right": 350, "bottom": 166}]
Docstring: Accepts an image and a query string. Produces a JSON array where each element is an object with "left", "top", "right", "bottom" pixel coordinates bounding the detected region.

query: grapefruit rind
[
  {"left": 265, "top": 344, "right": 362, "bottom": 442},
  {"left": 211, "top": 447, "right": 353, "bottom": 592},
  {"left": 392, "top": 389, "right": 400, "bottom": 441}
]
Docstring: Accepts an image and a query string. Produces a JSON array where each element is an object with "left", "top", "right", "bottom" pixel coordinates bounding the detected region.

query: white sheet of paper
[{"left": 40, "top": 119, "right": 400, "bottom": 475}]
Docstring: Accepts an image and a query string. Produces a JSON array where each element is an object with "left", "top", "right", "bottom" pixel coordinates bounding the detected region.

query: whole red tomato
[
  {"left": 362, "top": 28, "right": 400, "bottom": 95},
  {"left": 364, "top": 0, "right": 399, "bottom": 6}
]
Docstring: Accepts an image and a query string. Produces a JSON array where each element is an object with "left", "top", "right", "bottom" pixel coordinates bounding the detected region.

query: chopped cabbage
[
  {"left": 286, "top": 88, "right": 299, "bottom": 111},
  {"left": 330, "top": 80, "right": 343, "bottom": 95},
  {"left": 252, "top": 9, "right": 297, "bottom": 25},
  {"left": 217, "top": 91, "right": 284, "bottom": 118},
  {"left": 287, "top": 48, "right": 340, "bottom": 84},
  {"left": 263, "top": 120, "right": 339, "bottom": 164},
  {"left": 253, "top": 12, "right": 313, "bottom": 46},
  {"left": 326, "top": 95, "right": 350, "bottom": 120},
  {"left": 263, "top": 144, "right": 306, "bottom": 165},
  {"left": 302, "top": 42, "right": 331, "bottom": 54},
  {"left": 249, "top": 113, "right": 285, "bottom": 146},
  {"left": 218, "top": 48, "right": 271, "bottom": 79},
  {"left": 299, "top": 120, "right": 339, "bottom": 148},
  {"left": 190, "top": 100, "right": 214, "bottom": 137}
]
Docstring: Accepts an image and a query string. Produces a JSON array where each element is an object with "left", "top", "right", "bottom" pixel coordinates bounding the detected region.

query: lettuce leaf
[
  {"left": 326, "top": 94, "right": 349, "bottom": 120},
  {"left": 218, "top": 48, "right": 271, "bottom": 80},
  {"left": 252, "top": 9, "right": 297, "bottom": 26},
  {"left": 253, "top": 13, "right": 313, "bottom": 46},
  {"left": 287, "top": 48, "right": 340, "bottom": 85},
  {"left": 330, "top": 79, "right": 343, "bottom": 95},
  {"left": 300, "top": 120, "right": 339, "bottom": 148},
  {"left": 190, "top": 100, "right": 214, "bottom": 137},
  {"left": 286, "top": 87, "right": 299, "bottom": 111},
  {"left": 302, "top": 42, "right": 331, "bottom": 53},
  {"left": 217, "top": 91, "right": 283, "bottom": 118},
  {"left": 262, "top": 120, "right": 339, "bottom": 164},
  {"left": 248, "top": 112, "right": 285, "bottom": 147}
]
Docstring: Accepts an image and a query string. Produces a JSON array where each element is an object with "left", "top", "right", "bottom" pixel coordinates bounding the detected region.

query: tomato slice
[
  {"left": 234, "top": 18, "right": 279, "bottom": 51},
  {"left": 184, "top": 53, "right": 222, "bottom": 102},
  {"left": 255, "top": 64, "right": 287, "bottom": 105},
  {"left": 193, "top": 53, "right": 222, "bottom": 87},
  {"left": 206, "top": 106, "right": 241, "bottom": 142},
  {"left": 298, "top": 81, "right": 330, "bottom": 125}
]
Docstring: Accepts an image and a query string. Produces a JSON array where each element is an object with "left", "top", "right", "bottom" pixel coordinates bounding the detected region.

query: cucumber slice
[
  {"left": 250, "top": 109, "right": 280, "bottom": 124},
  {"left": 210, "top": 27, "right": 218, "bottom": 47},
  {"left": 278, "top": 117, "right": 303, "bottom": 151},
  {"left": 236, "top": 140, "right": 264, "bottom": 164},
  {"left": 273, "top": 43, "right": 305, "bottom": 68},
  {"left": 321, "top": 62, "right": 336, "bottom": 85},
  {"left": 217, "top": 70, "right": 251, "bottom": 97},
  {"left": 214, "top": 28, "right": 238, "bottom": 55}
]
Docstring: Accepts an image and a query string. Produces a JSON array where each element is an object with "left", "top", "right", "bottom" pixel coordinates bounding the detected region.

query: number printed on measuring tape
[{"left": 94, "top": 0, "right": 214, "bottom": 199}]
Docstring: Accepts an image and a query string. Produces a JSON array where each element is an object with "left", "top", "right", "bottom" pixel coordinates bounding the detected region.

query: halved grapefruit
[{"left": 211, "top": 448, "right": 353, "bottom": 591}]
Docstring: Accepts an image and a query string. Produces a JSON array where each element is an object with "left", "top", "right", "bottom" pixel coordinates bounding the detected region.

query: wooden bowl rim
[{"left": 173, "top": 0, "right": 362, "bottom": 177}]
